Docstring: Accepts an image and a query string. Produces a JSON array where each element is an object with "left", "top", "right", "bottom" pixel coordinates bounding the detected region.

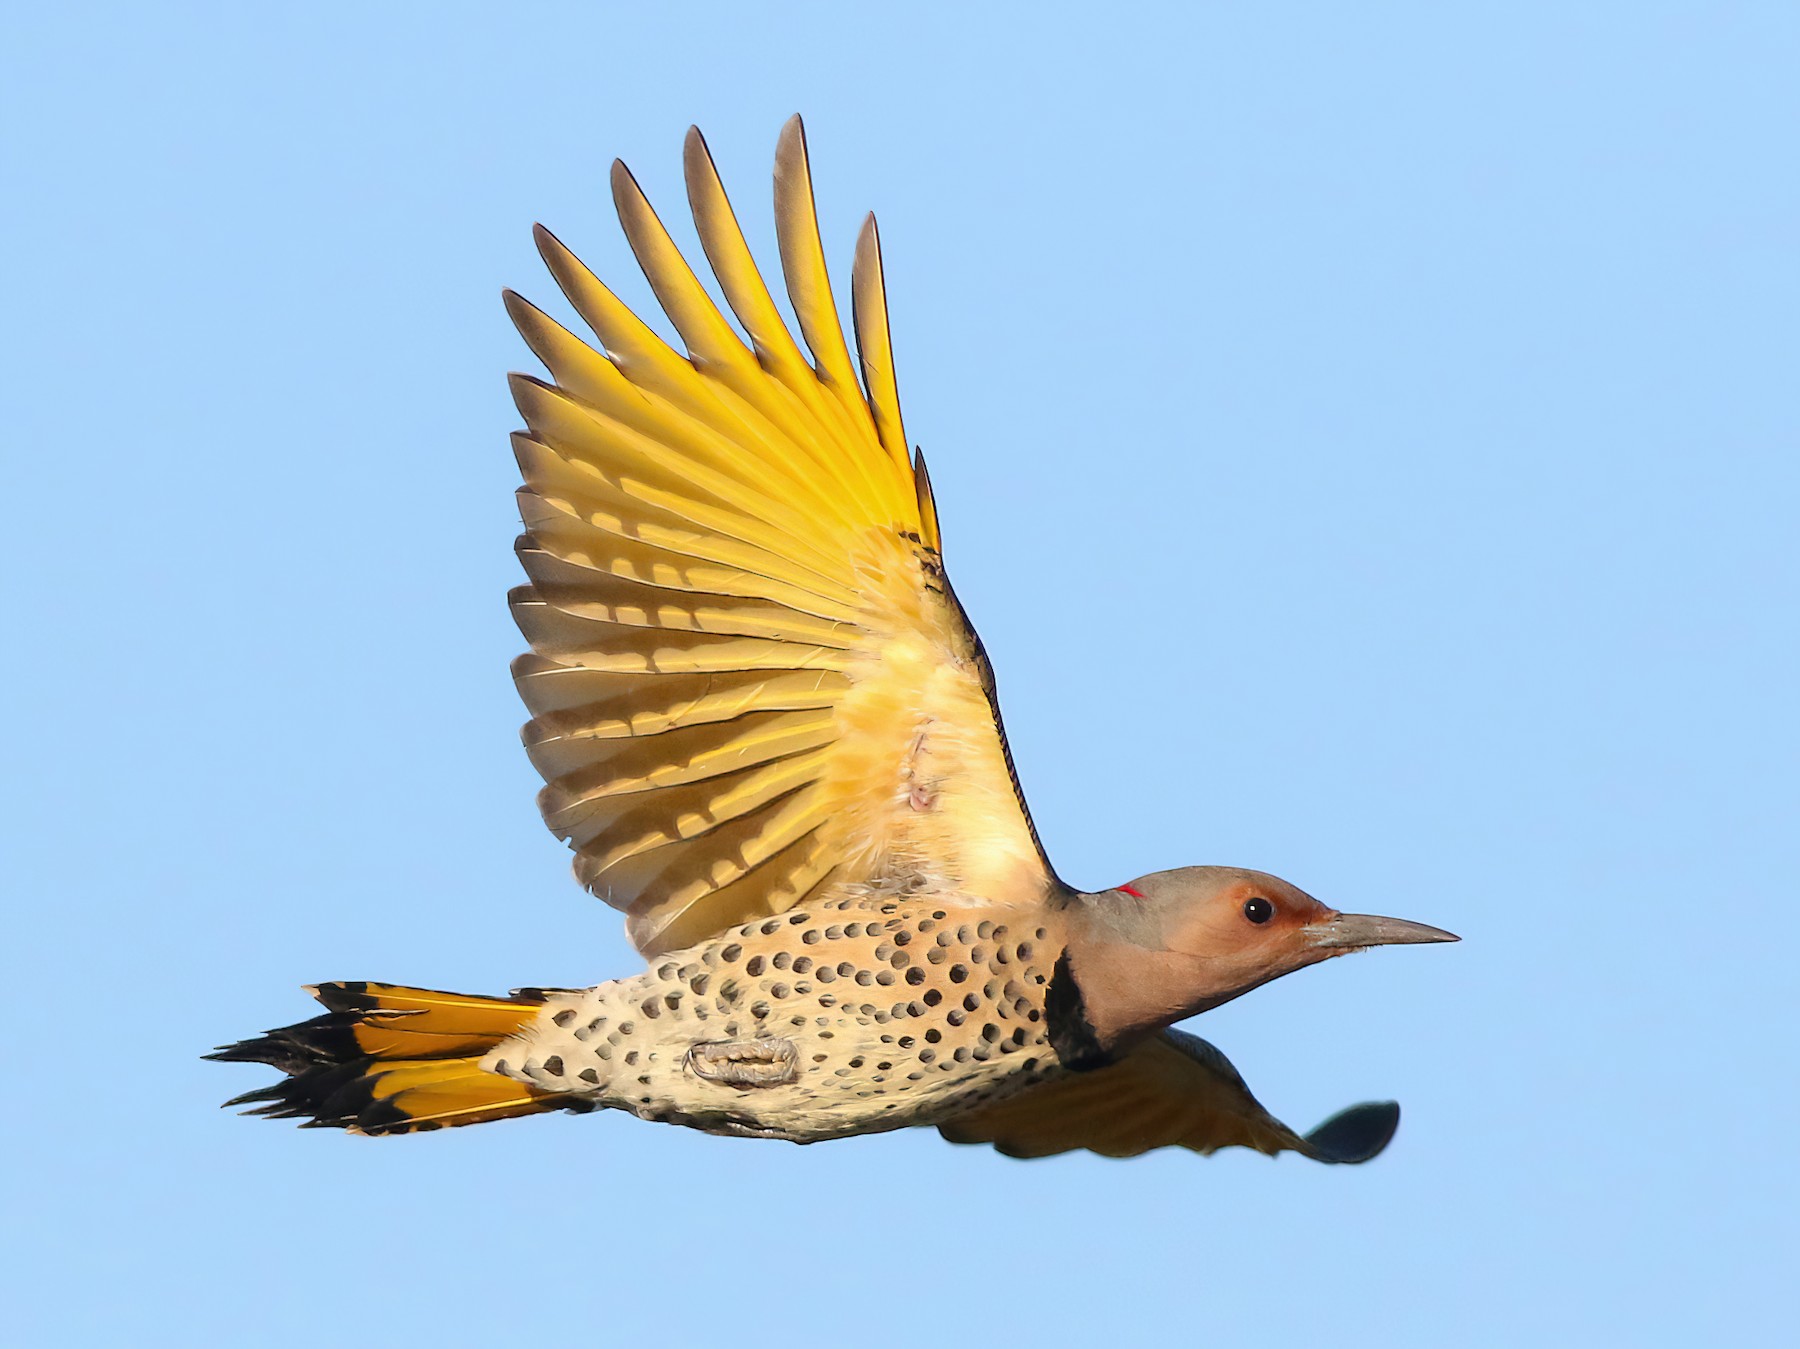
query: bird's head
[{"left": 1051, "top": 866, "right": 1457, "bottom": 1067}]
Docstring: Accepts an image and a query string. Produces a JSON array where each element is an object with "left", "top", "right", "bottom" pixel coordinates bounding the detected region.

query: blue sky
[{"left": 4, "top": 4, "right": 1795, "bottom": 1345}]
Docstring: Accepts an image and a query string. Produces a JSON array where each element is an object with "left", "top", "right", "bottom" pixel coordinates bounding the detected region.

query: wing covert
[{"left": 508, "top": 117, "right": 1054, "bottom": 956}]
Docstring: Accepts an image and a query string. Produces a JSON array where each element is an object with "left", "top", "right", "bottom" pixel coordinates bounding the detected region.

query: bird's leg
[{"left": 684, "top": 1036, "right": 800, "bottom": 1089}]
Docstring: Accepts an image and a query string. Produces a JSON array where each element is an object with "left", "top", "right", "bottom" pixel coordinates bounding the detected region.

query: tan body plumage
[
  {"left": 212, "top": 118, "right": 1455, "bottom": 1164},
  {"left": 496, "top": 896, "right": 1061, "bottom": 1143}
]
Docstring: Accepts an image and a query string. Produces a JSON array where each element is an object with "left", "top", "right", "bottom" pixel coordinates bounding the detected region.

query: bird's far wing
[
  {"left": 506, "top": 117, "right": 1053, "bottom": 957},
  {"left": 938, "top": 1029, "right": 1400, "bottom": 1163}
]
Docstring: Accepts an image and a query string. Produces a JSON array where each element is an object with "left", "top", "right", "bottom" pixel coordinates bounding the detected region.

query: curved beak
[{"left": 1304, "top": 912, "right": 1460, "bottom": 951}]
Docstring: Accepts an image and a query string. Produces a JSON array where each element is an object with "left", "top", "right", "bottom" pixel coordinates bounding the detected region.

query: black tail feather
[
  {"left": 204, "top": 1013, "right": 363, "bottom": 1075},
  {"left": 215, "top": 1051, "right": 385, "bottom": 1127},
  {"left": 208, "top": 982, "right": 560, "bottom": 1135}
]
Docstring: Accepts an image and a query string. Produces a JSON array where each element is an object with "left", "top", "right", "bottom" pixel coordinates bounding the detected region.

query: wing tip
[
  {"left": 531, "top": 221, "right": 571, "bottom": 269},
  {"left": 682, "top": 124, "right": 719, "bottom": 192},
  {"left": 913, "top": 451, "right": 941, "bottom": 550},
  {"left": 500, "top": 287, "right": 537, "bottom": 330},
  {"left": 609, "top": 156, "right": 644, "bottom": 210},
  {"left": 774, "top": 115, "right": 812, "bottom": 194},
  {"left": 1303, "top": 1100, "right": 1401, "bottom": 1165}
]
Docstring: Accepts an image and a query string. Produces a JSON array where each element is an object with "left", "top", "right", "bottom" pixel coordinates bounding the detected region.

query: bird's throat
[{"left": 1057, "top": 937, "right": 1268, "bottom": 1058}]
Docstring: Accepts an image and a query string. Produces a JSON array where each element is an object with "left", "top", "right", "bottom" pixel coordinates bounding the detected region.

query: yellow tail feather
[{"left": 208, "top": 982, "right": 571, "bottom": 1135}]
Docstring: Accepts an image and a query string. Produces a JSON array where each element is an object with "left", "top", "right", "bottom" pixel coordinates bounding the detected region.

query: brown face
[
  {"left": 1127, "top": 870, "right": 1346, "bottom": 1013},
  {"left": 1155, "top": 871, "right": 1338, "bottom": 965},
  {"left": 1068, "top": 866, "right": 1457, "bottom": 1054}
]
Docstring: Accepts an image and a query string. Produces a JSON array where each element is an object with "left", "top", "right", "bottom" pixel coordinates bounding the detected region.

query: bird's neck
[{"left": 1047, "top": 896, "right": 1281, "bottom": 1068}]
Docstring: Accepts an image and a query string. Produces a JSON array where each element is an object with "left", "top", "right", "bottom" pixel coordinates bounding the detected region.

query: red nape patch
[{"left": 1117, "top": 884, "right": 1146, "bottom": 899}]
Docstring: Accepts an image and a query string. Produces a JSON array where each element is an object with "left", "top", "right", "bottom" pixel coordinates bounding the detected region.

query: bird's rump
[{"left": 506, "top": 117, "right": 1053, "bottom": 957}]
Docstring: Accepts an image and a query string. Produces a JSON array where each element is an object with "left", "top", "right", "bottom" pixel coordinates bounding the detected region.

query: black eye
[{"left": 1243, "top": 897, "right": 1275, "bottom": 924}]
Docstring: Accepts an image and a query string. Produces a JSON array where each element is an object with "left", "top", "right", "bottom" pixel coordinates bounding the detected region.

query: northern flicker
[{"left": 211, "top": 117, "right": 1456, "bottom": 1164}]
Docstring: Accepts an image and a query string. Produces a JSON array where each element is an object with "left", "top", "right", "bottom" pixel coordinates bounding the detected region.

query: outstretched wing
[
  {"left": 506, "top": 117, "right": 1053, "bottom": 956},
  {"left": 938, "top": 1030, "right": 1401, "bottom": 1163}
]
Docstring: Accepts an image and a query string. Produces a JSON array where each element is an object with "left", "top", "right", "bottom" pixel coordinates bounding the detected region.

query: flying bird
[{"left": 211, "top": 117, "right": 1456, "bottom": 1163}]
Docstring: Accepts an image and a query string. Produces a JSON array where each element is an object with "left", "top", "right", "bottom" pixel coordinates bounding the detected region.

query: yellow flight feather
[
  {"left": 771, "top": 117, "right": 880, "bottom": 444},
  {"left": 684, "top": 124, "right": 905, "bottom": 521},
  {"left": 508, "top": 118, "right": 1052, "bottom": 955},
  {"left": 851, "top": 213, "right": 912, "bottom": 476}
]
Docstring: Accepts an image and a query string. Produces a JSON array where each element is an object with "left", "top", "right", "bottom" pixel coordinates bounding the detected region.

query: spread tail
[{"left": 207, "top": 982, "right": 571, "bottom": 1135}]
